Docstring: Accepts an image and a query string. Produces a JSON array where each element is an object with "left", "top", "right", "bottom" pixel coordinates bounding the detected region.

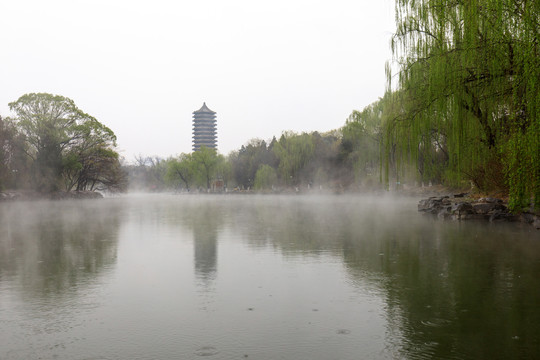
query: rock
[
  {"left": 418, "top": 198, "right": 435, "bottom": 212},
  {"left": 418, "top": 196, "right": 450, "bottom": 214},
  {"left": 520, "top": 212, "right": 536, "bottom": 224},
  {"left": 520, "top": 213, "right": 540, "bottom": 227},
  {"left": 456, "top": 213, "right": 490, "bottom": 221},
  {"left": 437, "top": 208, "right": 453, "bottom": 219},
  {"left": 490, "top": 212, "right": 520, "bottom": 222},
  {"left": 472, "top": 202, "right": 506, "bottom": 214},
  {"left": 489, "top": 211, "right": 507, "bottom": 222},
  {"left": 451, "top": 202, "right": 474, "bottom": 214},
  {"left": 418, "top": 195, "right": 538, "bottom": 228},
  {"left": 478, "top": 197, "right": 502, "bottom": 203}
]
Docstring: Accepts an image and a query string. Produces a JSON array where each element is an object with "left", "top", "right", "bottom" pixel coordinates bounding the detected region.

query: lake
[{"left": 1, "top": 194, "right": 539, "bottom": 359}]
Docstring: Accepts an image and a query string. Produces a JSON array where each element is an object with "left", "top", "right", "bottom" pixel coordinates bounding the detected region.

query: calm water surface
[{"left": 0, "top": 194, "right": 539, "bottom": 359}]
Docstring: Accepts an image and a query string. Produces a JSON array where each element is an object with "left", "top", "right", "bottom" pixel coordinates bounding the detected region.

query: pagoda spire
[{"left": 192, "top": 102, "right": 217, "bottom": 151}]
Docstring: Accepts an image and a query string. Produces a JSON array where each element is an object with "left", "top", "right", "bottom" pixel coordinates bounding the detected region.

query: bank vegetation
[
  {"left": 132, "top": 0, "right": 538, "bottom": 213},
  {"left": 2, "top": 1, "right": 538, "bottom": 212}
]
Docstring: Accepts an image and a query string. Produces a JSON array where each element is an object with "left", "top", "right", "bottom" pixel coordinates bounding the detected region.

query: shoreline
[
  {"left": 417, "top": 192, "right": 540, "bottom": 229},
  {"left": 2, "top": 187, "right": 538, "bottom": 229},
  {"left": 0, "top": 190, "right": 103, "bottom": 201}
]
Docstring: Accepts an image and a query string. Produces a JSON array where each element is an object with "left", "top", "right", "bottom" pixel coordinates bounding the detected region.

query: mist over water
[{"left": 1, "top": 194, "right": 539, "bottom": 359}]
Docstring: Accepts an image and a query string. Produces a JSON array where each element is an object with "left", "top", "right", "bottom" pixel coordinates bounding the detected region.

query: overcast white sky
[{"left": 0, "top": 0, "right": 395, "bottom": 161}]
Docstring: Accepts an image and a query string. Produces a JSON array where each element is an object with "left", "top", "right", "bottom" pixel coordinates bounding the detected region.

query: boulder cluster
[{"left": 418, "top": 194, "right": 540, "bottom": 229}]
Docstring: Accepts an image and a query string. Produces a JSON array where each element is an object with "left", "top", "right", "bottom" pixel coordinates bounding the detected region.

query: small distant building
[
  {"left": 192, "top": 102, "right": 217, "bottom": 152},
  {"left": 211, "top": 178, "right": 224, "bottom": 192}
]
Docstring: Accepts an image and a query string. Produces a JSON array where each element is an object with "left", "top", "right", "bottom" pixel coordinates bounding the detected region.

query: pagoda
[{"left": 192, "top": 102, "right": 217, "bottom": 152}]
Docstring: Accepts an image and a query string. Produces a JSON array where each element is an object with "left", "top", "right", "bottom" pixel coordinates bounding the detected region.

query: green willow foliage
[
  {"left": 388, "top": 0, "right": 539, "bottom": 210},
  {"left": 273, "top": 132, "right": 315, "bottom": 185},
  {"left": 254, "top": 164, "right": 278, "bottom": 190},
  {"left": 342, "top": 100, "right": 382, "bottom": 181}
]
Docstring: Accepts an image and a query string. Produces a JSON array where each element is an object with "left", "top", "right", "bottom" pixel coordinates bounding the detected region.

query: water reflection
[
  {"left": 376, "top": 223, "right": 540, "bottom": 359},
  {"left": 232, "top": 195, "right": 354, "bottom": 254},
  {"left": 188, "top": 202, "right": 222, "bottom": 284},
  {"left": 0, "top": 200, "right": 121, "bottom": 298},
  {"left": 1, "top": 194, "right": 539, "bottom": 360},
  {"left": 335, "top": 212, "right": 540, "bottom": 359},
  {"left": 123, "top": 195, "right": 223, "bottom": 287},
  {"left": 216, "top": 195, "right": 540, "bottom": 359}
]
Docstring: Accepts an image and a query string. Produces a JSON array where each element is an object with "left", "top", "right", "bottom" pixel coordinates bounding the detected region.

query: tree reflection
[
  {"left": 0, "top": 200, "right": 121, "bottom": 298},
  {"left": 234, "top": 195, "right": 350, "bottom": 256},
  {"left": 341, "top": 219, "right": 540, "bottom": 359},
  {"left": 227, "top": 195, "right": 540, "bottom": 359}
]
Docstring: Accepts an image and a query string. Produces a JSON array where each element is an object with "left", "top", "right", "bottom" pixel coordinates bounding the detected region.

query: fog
[
  {"left": 0, "top": 0, "right": 396, "bottom": 158},
  {"left": 1, "top": 194, "right": 539, "bottom": 359}
]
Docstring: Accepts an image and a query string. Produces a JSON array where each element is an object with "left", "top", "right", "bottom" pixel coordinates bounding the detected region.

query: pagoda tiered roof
[{"left": 192, "top": 102, "right": 217, "bottom": 151}]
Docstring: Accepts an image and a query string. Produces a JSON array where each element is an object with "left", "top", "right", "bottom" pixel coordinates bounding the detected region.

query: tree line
[
  {"left": 129, "top": 115, "right": 383, "bottom": 193},
  {"left": 135, "top": 0, "right": 540, "bottom": 212},
  {"left": 2, "top": 0, "right": 538, "bottom": 211}
]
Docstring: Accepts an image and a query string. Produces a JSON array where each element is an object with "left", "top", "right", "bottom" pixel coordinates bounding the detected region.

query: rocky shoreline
[
  {"left": 418, "top": 193, "right": 540, "bottom": 229},
  {"left": 0, "top": 190, "right": 103, "bottom": 201}
]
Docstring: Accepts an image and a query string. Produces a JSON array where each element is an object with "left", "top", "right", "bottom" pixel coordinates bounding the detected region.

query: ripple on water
[
  {"left": 195, "top": 346, "right": 219, "bottom": 357},
  {"left": 420, "top": 318, "right": 452, "bottom": 328}
]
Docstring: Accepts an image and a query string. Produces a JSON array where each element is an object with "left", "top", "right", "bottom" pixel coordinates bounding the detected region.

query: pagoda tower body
[{"left": 192, "top": 102, "right": 217, "bottom": 152}]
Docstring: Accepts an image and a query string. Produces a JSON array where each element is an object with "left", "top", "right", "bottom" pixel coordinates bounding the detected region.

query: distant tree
[
  {"left": 8, "top": 93, "right": 122, "bottom": 192},
  {"left": 192, "top": 146, "right": 219, "bottom": 190},
  {"left": 0, "top": 116, "right": 29, "bottom": 189},
  {"left": 124, "top": 155, "right": 168, "bottom": 191},
  {"left": 273, "top": 132, "right": 314, "bottom": 185},
  {"left": 145, "top": 156, "right": 168, "bottom": 191},
  {"left": 254, "top": 164, "right": 278, "bottom": 190},
  {"left": 229, "top": 138, "right": 277, "bottom": 189},
  {"left": 340, "top": 97, "right": 385, "bottom": 187},
  {"left": 63, "top": 146, "right": 126, "bottom": 192},
  {"left": 304, "top": 131, "right": 340, "bottom": 187},
  {"left": 61, "top": 113, "right": 124, "bottom": 191},
  {"left": 166, "top": 153, "right": 196, "bottom": 191}
]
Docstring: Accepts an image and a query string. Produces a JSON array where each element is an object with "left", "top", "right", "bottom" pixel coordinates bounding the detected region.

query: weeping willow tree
[
  {"left": 387, "top": 0, "right": 539, "bottom": 210},
  {"left": 342, "top": 97, "right": 383, "bottom": 182}
]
